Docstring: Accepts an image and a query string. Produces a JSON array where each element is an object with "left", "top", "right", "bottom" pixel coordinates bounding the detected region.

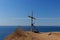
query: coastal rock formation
[
  {"left": 4, "top": 28, "right": 32, "bottom": 40},
  {"left": 4, "top": 28, "right": 60, "bottom": 40}
]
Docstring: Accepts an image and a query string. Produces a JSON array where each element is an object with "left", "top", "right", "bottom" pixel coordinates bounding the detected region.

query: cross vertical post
[{"left": 28, "top": 11, "right": 35, "bottom": 32}]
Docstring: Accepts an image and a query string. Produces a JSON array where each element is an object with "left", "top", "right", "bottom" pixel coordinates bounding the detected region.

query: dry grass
[{"left": 4, "top": 29, "right": 60, "bottom": 40}]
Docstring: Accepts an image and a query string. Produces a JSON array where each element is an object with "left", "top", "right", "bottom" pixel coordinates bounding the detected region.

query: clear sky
[{"left": 0, "top": 0, "right": 60, "bottom": 26}]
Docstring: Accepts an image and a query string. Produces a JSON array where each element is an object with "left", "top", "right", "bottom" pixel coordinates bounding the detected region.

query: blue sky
[{"left": 0, "top": 0, "right": 60, "bottom": 26}]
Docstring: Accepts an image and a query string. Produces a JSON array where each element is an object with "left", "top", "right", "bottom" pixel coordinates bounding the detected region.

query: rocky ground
[{"left": 4, "top": 28, "right": 60, "bottom": 40}]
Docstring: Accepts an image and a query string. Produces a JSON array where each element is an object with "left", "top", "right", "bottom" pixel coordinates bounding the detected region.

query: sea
[{"left": 1, "top": 26, "right": 60, "bottom": 40}]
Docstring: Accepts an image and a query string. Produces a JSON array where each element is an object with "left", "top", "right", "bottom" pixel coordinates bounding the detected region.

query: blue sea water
[{"left": 1, "top": 26, "right": 60, "bottom": 40}]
